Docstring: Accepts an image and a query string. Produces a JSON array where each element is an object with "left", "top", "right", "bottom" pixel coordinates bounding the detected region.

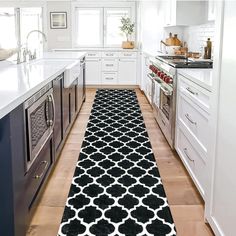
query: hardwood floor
[{"left": 27, "top": 88, "right": 214, "bottom": 236}]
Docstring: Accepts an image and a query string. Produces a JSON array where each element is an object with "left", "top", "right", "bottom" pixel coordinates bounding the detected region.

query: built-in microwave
[{"left": 24, "top": 83, "right": 55, "bottom": 171}]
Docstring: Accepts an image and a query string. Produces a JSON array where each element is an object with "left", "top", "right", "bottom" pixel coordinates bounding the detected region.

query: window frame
[
  {"left": 72, "top": 1, "right": 136, "bottom": 48},
  {"left": 74, "top": 7, "right": 104, "bottom": 48},
  {"left": 104, "top": 7, "right": 131, "bottom": 47}
]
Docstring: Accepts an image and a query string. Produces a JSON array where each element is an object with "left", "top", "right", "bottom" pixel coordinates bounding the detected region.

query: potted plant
[{"left": 120, "top": 17, "right": 135, "bottom": 49}]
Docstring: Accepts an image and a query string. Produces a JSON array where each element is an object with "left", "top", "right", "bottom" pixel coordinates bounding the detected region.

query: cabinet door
[
  {"left": 206, "top": 1, "right": 236, "bottom": 235},
  {"left": 62, "top": 86, "right": 70, "bottom": 135},
  {"left": 85, "top": 59, "right": 101, "bottom": 85},
  {"left": 70, "top": 81, "right": 77, "bottom": 123},
  {"left": 141, "top": 54, "right": 150, "bottom": 92},
  {"left": 118, "top": 59, "right": 137, "bottom": 85},
  {"left": 53, "top": 75, "right": 63, "bottom": 154}
]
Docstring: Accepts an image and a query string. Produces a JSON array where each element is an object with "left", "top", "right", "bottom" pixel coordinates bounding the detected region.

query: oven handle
[
  {"left": 160, "top": 86, "right": 172, "bottom": 96},
  {"left": 50, "top": 94, "right": 56, "bottom": 129},
  {"left": 45, "top": 97, "right": 51, "bottom": 127},
  {"left": 46, "top": 94, "right": 55, "bottom": 128}
]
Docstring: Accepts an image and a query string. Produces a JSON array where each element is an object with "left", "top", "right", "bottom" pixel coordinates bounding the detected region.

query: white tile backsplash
[{"left": 183, "top": 22, "right": 215, "bottom": 54}]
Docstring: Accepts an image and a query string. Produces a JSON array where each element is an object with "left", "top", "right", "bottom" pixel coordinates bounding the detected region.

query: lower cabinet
[
  {"left": 26, "top": 135, "right": 54, "bottom": 210},
  {"left": 175, "top": 73, "right": 211, "bottom": 200},
  {"left": 85, "top": 51, "right": 137, "bottom": 85},
  {"left": 118, "top": 59, "right": 137, "bottom": 85},
  {"left": 0, "top": 105, "right": 28, "bottom": 236},
  {"left": 70, "top": 80, "right": 77, "bottom": 123},
  {"left": 175, "top": 126, "right": 206, "bottom": 197},
  {"left": 86, "top": 58, "right": 102, "bottom": 85},
  {"left": 53, "top": 75, "right": 63, "bottom": 154}
]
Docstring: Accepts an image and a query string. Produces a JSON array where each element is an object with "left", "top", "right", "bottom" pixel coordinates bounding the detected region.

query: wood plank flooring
[{"left": 27, "top": 88, "right": 214, "bottom": 236}]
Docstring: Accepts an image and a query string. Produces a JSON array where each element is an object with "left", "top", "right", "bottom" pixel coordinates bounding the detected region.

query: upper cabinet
[{"left": 163, "top": 0, "right": 207, "bottom": 27}]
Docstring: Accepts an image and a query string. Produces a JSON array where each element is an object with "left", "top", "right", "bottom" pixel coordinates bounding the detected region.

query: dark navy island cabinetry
[
  {"left": 0, "top": 70, "right": 86, "bottom": 236},
  {"left": 0, "top": 104, "right": 28, "bottom": 236}
]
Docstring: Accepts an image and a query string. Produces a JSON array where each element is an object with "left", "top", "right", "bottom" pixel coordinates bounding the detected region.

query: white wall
[
  {"left": 46, "top": 1, "right": 72, "bottom": 49},
  {"left": 183, "top": 21, "right": 215, "bottom": 53}
]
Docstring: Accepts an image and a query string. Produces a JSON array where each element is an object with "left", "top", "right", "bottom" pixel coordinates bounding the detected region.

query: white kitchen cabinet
[
  {"left": 145, "top": 73, "right": 153, "bottom": 104},
  {"left": 118, "top": 59, "right": 137, "bottom": 85},
  {"left": 102, "top": 72, "right": 118, "bottom": 85},
  {"left": 205, "top": 1, "right": 236, "bottom": 235},
  {"left": 85, "top": 50, "right": 137, "bottom": 85},
  {"left": 141, "top": 53, "right": 151, "bottom": 97},
  {"left": 164, "top": 0, "right": 207, "bottom": 26},
  {"left": 175, "top": 73, "right": 211, "bottom": 199},
  {"left": 85, "top": 58, "right": 102, "bottom": 85}
]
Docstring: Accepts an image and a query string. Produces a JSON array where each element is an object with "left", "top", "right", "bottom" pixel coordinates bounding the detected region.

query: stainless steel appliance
[
  {"left": 149, "top": 55, "right": 213, "bottom": 148},
  {"left": 24, "top": 83, "right": 55, "bottom": 170}
]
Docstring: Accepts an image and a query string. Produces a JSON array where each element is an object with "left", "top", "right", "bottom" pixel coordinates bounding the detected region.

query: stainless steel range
[{"left": 149, "top": 55, "right": 212, "bottom": 148}]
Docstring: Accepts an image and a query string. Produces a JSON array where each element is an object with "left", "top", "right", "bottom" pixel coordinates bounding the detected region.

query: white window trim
[{"left": 71, "top": 1, "right": 136, "bottom": 48}]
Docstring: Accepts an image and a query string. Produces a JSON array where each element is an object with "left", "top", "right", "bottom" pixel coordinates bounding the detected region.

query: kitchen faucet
[
  {"left": 17, "top": 30, "right": 47, "bottom": 63},
  {"left": 26, "top": 30, "right": 47, "bottom": 60}
]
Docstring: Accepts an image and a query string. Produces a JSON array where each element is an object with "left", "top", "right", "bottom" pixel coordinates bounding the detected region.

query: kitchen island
[{"left": 0, "top": 52, "right": 86, "bottom": 236}]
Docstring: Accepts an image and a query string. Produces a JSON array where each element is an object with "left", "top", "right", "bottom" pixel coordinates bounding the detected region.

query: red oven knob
[
  {"left": 157, "top": 71, "right": 162, "bottom": 77},
  {"left": 160, "top": 72, "right": 165, "bottom": 79}
]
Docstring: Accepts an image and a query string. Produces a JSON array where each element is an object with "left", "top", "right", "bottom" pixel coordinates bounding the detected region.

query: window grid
[{"left": 75, "top": 7, "right": 133, "bottom": 48}]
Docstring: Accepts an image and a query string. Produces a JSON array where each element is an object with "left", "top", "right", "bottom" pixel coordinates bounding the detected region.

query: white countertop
[
  {"left": 52, "top": 48, "right": 139, "bottom": 52},
  {"left": 0, "top": 51, "right": 86, "bottom": 119},
  {"left": 178, "top": 69, "right": 213, "bottom": 92}
]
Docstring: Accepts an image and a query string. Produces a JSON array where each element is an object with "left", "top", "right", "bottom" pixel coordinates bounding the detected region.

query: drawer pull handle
[
  {"left": 106, "top": 53, "right": 114, "bottom": 56},
  {"left": 106, "top": 77, "right": 114, "bottom": 80},
  {"left": 34, "top": 161, "right": 49, "bottom": 179},
  {"left": 186, "top": 87, "right": 198, "bottom": 96},
  {"left": 106, "top": 64, "right": 114, "bottom": 66},
  {"left": 183, "top": 148, "right": 194, "bottom": 162},
  {"left": 185, "top": 114, "right": 197, "bottom": 125}
]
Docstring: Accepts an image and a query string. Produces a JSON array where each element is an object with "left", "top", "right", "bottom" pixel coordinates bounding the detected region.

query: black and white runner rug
[{"left": 58, "top": 89, "right": 176, "bottom": 236}]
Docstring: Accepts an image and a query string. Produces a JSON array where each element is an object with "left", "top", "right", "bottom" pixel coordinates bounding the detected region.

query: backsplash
[{"left": 183, "top": 22, "right": 215, "bottom": 54}]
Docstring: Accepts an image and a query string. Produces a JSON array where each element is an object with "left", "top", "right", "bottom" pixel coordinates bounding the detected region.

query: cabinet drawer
[
  {"left": 26, "top": 136, "right": 53, "bottom": 208},
  {"left": 102, "top": 51, "right": 119, "bottom": 58},
  {"left": 86, "top": 52, "right": 101, "bottom": 58},
  {"left": 176, "top": 127, "right": 205, "bottom": 198},
  {"left": 102, "top": 59, "right": 118, "bottom": 71},
  {"left": 178, "top": 92, "right": 209, "bottom": 155},
  {"left": 102, "top": 72, "right": 118, "bottom": 84},
  {"left": 179, "top": 75, "right": 210, "bottom": 113},
  {"left": 119, "top": 52, "right": 137, "bottom": 58}
]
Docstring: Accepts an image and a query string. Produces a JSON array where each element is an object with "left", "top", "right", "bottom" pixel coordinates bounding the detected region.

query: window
[
  {"left": 105, "top": 8, "right": 130, "bottom": 46},
  {"left": 75, "top": 7, "right": 133, "bottom": 47},
  {"left": 0, "top": 7, "right": 43, "bottom": 58},
  {"left": 20, "top": 8, "right": 43, "bottom": 54},
  {"left": 76, "top": 8, "right": 103, "bottom": 47},
  {"left": 0, "top": 8, "right": 17, "bottom": 49}
]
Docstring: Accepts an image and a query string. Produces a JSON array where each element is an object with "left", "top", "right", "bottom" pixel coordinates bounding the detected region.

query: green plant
[{"left": 120, "top": 17, "right": 135, "bottom": 42}]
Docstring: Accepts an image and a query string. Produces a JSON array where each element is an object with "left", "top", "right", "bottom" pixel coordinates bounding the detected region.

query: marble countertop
[
  {"left": 178, "top": 69, "right": 213, "bottom": 92},
  {"left": 0, "top": 52, "right": 86, "bottom": 119}
]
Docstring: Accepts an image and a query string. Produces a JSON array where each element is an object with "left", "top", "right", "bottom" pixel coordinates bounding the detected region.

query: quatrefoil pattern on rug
[{"left": 58, "top": 89, "right": 176, "bottom": 236}]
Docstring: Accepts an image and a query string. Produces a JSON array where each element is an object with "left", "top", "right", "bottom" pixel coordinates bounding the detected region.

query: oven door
[
  {"left": 159, "top": 85, "right": 173, "bottom": 122},
  {"left": 26, "top": 89, "right": 55, "bottom": 170}
]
